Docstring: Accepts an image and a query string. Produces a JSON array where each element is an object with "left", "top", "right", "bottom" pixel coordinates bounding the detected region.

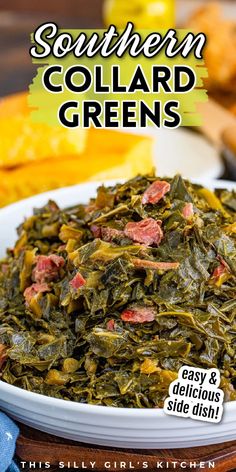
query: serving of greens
[{"left": 0, "top": 174, "right": 236, "bottom": 408}]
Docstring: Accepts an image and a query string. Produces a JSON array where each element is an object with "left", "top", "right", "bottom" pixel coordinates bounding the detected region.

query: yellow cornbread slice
[
  {"left": 0, "top": 92, "right": 87, "bottom": 168},
  {"left": 0, "top": 129, "right": 154, "bottom": 207}
]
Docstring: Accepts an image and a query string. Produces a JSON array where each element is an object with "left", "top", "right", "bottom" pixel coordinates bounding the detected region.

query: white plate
[
  {"left": 154, "top": 128, "right": 223, "bottom": 180},
  {"left": 127, "top": 127, "right": 223, "bottom": 180},
  {"left": 0, "top": 179, "right": 235, "bottom": 449}
]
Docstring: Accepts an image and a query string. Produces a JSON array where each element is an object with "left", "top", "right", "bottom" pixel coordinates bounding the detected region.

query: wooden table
[{"left": 15, "top": 423, "right": 236, "bottom": 472}]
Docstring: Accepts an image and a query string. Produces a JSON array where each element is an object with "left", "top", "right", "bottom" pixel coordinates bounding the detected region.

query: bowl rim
[
  {"left": 0, "top": 379, "right": 235, "bottom": 418},
  {"left": 0, "top": 177, "right": 235, "bottom": 418}
]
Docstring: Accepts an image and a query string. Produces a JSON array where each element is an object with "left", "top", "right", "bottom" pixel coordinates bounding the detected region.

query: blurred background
[
  {"left": 0, "top": 0, "right": 235, "bottom": 98},
  {"left": 0, "top": 0, "right": 236, "bottom": 208}
]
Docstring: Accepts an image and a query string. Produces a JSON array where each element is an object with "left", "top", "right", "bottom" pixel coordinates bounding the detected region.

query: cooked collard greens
[{"left": 0, "top": 175, "right": 236, "bottom": 408}]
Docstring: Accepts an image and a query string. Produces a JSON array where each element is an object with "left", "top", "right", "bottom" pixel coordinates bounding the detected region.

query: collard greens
[{"left": 0, "top": 175, "right": 236, "bottom": 408}]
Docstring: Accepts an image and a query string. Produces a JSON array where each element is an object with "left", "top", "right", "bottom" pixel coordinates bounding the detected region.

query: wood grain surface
[{"left": 16, "top": 423, "right": 236, "bottom": 472}]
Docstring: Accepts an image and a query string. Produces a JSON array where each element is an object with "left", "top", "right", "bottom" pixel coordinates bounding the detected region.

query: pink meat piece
[
  {"left": 124, "top": 218, "right": 163, "bottom": 246},
  {"left": 91, "top": 225, "right": 125, "bottom": 242},
  {"left": 212, "top": 264, "right": 228, "bottom": 281},
  {"left": 70, "top": 272, "right": 86, "bottom": 289},
  {"left": 33, "top": 254, "right": 65, "bottom": 284},
  {"left": 142, "top": 180, "right": 170, "bottom": 205},
  {"left": 121, "top": 306, "right": 156, "bottom": 323},
  {"left": 24, "top": 282, "right": 50, "bottom": 304},
  {"left": 132, "top": 258, "right": 179, "bottom": 270},
  {"left": 182, "top": 203, "right": 194, "bottom": 219},
  {"left": 101, "top": 227, "right": 124, "bottom": 242},
  {"left": 106, "top": 319, "right": 115, "bottom": 331}
]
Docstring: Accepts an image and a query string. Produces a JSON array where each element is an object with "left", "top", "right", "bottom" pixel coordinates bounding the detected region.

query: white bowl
[{"left": 0, "top": 179, "right": 235, "bottom": 449}]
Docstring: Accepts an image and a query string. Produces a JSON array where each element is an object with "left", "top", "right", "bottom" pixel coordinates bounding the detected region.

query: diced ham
[
  {"left": 142, "top": 180, "right": 170, "bottom": 205},
  {"left": 91, "top": 225, "right": 101, "bottom": 238},
  {"left": 101, "top": 227, "right": 124, "bottom": 242},
  {"left": 182, "top": 203, "right": 194, "bottom": 219},
  {"left": 132, "top": 258, "right": 180, "bottom": 270},
  {"left": 107, "top": 319, "right": 115, "bottom": 331},
  {"left": 121, "top": 306, "right": 156, "bottom": 323},
  {"left": 124, "top": 218, "right": 163, "bottom": 246},
  {"left": 40, "top": 254, "right": 65, "bottom": 268},
  {"left": 0, "top": 344, "right": 7, "bottom": 370},
  {"left": 210, "top": 262, "right": 231, "bottom": 286},
  {"left": 91, "top": 225, "right": 125, "bottom": 242},
  {"left": 212, "top": 264, "right": 228, "bottom": 281},
  {"left": 33, "top": 254, "right": 65, "bottom": 284},
  {"left": 24, "top": 282, "right": 49, "bottom": 304},
  {"left": 70, "top": 272, "right": 86, "bottom": 289}
]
